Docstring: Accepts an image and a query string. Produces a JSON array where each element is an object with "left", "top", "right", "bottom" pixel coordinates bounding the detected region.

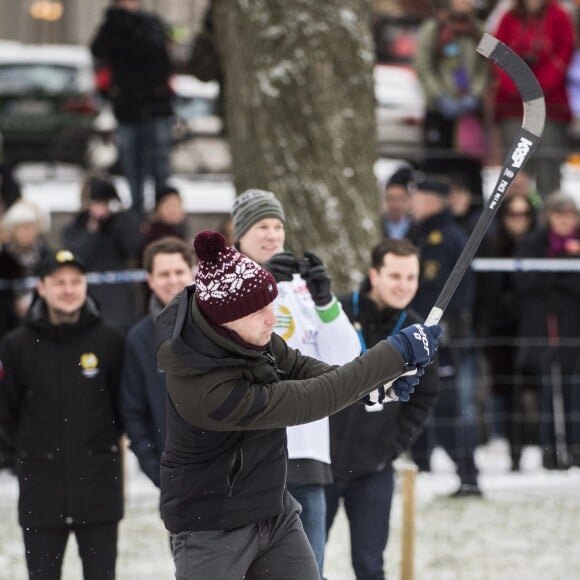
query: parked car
[
  {"left": 374, "top": 64, "right": 425, "bottom": 161},
  {"left": 169, "top": 74, "right": 231, "bottom": 174},
  {"left": 0, "top": 43, "right": 100, "bottom": 166}
]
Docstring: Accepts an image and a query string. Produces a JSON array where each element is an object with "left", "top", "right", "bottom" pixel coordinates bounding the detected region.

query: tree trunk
[{"left": 213, "top": 0, "right": 379, "bottom": 290}]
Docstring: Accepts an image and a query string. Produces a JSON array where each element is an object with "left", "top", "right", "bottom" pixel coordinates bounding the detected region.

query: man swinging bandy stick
[{"left": 155, "top": 231, "right": 440, "bottom": 579}]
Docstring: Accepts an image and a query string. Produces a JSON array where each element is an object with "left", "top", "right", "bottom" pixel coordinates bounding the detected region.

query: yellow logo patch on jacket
[{"left": 79, "top": 353, "right": 99, "bottom": 378}]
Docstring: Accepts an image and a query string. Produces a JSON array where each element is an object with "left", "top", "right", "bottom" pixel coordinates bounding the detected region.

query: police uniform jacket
[
  {"left": 0, "top": 296, "right": 124, "bottom": 527},
  {"left": 408, "top": 210, "right": 475, "bottom": 322}
]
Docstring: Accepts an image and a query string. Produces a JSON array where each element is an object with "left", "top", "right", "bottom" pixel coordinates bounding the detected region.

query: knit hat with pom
[{"left": 193, "top": 230, "right": 278, "bottom": 324}]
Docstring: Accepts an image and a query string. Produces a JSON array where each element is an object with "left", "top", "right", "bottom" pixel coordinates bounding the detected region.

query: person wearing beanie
[
  {"left": 155, "top": 229, "right": 441, "bottom": 580},
  {"left": 0, "top": 199, "right": 52, "bottom": 329},
  {"left": 407, "top": 174, "right": 481, "bottom": 497},
  {"left": 512, "top": 191, "right": 580, "bottom": 469},
  {"left": 63, "top": 174, "right": 144, "bottom": 334},
  {"left": 232, "top": 188, "right": 360, "bottom": 574}
]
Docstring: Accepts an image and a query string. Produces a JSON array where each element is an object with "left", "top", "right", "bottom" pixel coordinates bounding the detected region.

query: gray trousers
[{"left": 170, "top": 492, "right": 321, "bottom": 580}]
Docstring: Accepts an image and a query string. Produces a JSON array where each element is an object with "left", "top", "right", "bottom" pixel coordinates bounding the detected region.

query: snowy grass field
[{"left": 0, "top": 440, "right": 579, "bottom": 580}]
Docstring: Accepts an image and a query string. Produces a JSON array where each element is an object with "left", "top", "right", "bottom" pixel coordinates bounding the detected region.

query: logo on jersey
[
  {"left": 79, "top": 353, "right": 99, "bottom": 378},
  {"left": 273, "top": 305, "right": 295, "bottom": 341}
]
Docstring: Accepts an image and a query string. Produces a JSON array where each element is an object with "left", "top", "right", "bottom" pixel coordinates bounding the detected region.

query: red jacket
[{"left": 493, "top": 0, "right": 575, "bottom": 122}]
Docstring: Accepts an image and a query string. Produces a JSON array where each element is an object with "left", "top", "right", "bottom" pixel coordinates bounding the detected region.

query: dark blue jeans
[
  {"left": 325, "top": 467, "right": 394, "bottom": 580},
  {"left": 117, "top": 116, "right": 172, "bottom": 214},
  {"left": 413, "top": 347, "right": 479, "bottom": 485},
  {"left": 287, "top": 483, "right": 326, "bottom": 577}
]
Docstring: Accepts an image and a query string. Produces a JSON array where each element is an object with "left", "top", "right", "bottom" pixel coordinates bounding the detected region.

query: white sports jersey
[{"left": 274, "top": 274, "right": 361, "bottom": 463}]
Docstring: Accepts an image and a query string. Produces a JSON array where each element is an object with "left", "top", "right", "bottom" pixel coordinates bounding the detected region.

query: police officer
[{"left": 407, "top": 175, "right": 481, "bottom": 497}]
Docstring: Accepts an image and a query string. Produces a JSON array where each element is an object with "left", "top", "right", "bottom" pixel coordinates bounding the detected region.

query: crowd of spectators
[{"left": 1, "top": 0, "right": 580, "bottom": 577}]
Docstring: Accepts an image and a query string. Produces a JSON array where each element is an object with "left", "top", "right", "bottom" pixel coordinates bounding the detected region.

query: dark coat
[
  {"left": 513, "top": 228, "right": 580, "bottom": 374},
  {"left": 0, "top": 297, "right": 124, "bottom": 527},
  {"left": 408, "top": 210, "right": 475, "bottom": 331},
  {"left": 155, "top": 286, "right": 407, "bottom": 533},
  {"left": 121, "top": 309, "right": 166, "bottom": 487},
  {"left": 0, "top": 246, "right": 23, "bottom": 341},
  {"left": 332, "top": 281, "right": 438, "bottom": 481},
  {"left": 62, "top": 209, "right": 144, "bottom": 334},
  {"left": 90, "top": 7, "right": 173, "bottom": 122}
]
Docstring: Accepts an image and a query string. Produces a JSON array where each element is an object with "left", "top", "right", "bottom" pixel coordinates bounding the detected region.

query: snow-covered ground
[{"left": 1, "top": 439, "right": 579, "bottom": 580}]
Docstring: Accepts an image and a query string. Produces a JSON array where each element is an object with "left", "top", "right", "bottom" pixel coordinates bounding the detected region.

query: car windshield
[
  {"left": 174, "top": 96, "right": 216, "bottom": 118},
  {"left": 0, "top": 64, "right": 79, "bottom": 94}
]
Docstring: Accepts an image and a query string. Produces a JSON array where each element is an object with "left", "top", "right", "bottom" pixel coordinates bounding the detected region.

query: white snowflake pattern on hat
[{"left": 197, "top": 259, "right": 262, "bottom": 302}]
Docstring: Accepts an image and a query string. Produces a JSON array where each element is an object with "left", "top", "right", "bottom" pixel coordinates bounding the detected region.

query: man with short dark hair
[
  {"left": 328, "top": 238, "right": 438, "bottom": 579},
  {"left": 0, "top": 249, "right": 124, "bottom": 579},
  {"left": 156, "top": 229, "right": 441, "bottom": 579},
  {"left": 121, "top": 237, "right": 195, "bottom": 487}
]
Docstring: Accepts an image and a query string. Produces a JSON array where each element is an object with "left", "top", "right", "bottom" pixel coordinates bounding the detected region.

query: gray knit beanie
[{"left": 232, "top": 189, "right": 286, "bottom": 241}]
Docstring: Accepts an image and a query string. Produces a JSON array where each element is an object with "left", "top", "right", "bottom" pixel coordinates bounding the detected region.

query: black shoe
[
  {"left": 449, "top": 484, "right": 483, "bottom": 498},
  {"left": 542, "top": 450, "right": 569, "bottom": 470}
]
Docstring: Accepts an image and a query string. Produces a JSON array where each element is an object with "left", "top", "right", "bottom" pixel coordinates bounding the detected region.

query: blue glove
[
  {"left": 437, "top": 95, "right": 463, "bottom": 120},
  {"left": 363, "top": 366, "right": 420, "bottom": 406},
  {"left": 459, "top": 94, "right": 480, "bottom": 114},
  {"left": 386, "top": 324, "right": 441, "bottom": 368},
  {"left": 391, "top": 371, "right": 420, "bottom": 403}
]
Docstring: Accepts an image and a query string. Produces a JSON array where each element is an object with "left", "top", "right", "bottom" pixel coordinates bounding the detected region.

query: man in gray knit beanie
[{"left": 232, "top": 189, "right": 286, "bottom": 241}]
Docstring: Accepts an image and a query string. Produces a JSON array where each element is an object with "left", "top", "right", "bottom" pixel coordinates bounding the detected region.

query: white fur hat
[{"left": 1, "top": 200, "right": 50, "bottom": 233}]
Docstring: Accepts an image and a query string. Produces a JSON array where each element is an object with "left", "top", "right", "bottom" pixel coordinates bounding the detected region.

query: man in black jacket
[
  {"left": 155, "top": 230, "right": 441, "bottom": 580},
  {"left": 90, "top": 0, "right": 174, "bottom": 214},
  {"left": 0, "top": 249, "right": 124, "bottom": 579},
  {"left": 329, "top": 238, "right": 438, "bottom": 580}
]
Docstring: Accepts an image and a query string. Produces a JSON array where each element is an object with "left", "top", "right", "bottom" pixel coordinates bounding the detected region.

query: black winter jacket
[
  {"left": 332, "top": 281, "right": 439, "bottom": 481},
  {"left": 155, "top": 286, "right": 408, "bottom": 533},
  {"left": 62, "top": 209, "right": 143, "bottom": 334},
  {"left": 513, "top": 227, "right": 580, "bottom": 374},
  {"left": 91, "top": 7, "right": 173, "bottom": 122},
  {"left": 0, "top": 297, "right": 124, "bottom": 527}
]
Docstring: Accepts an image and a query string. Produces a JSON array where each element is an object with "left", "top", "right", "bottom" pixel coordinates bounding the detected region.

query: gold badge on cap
[
  {"left": 79, "top": 353, "right": 99, "bottom": 378},
  {"left": 55, "top": 250, "right": 75, "bottom": 263}
]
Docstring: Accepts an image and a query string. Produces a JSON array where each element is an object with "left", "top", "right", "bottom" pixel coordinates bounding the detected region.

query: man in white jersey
[{"left": 233, "top": 189, "right": 360, "bottom": 576}]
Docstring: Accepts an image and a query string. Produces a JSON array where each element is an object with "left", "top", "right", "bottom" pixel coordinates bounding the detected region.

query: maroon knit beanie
[{"left": 193, "top": 230, "right": 278, "bottom": 324}]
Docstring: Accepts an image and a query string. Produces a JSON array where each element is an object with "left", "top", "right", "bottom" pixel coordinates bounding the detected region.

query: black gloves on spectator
[
  {"left": 301, "top": 251, "right": 332, "bottom": 307},
  {"left": 262, "top": 251, "right": 298, "bottom": 283}
]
